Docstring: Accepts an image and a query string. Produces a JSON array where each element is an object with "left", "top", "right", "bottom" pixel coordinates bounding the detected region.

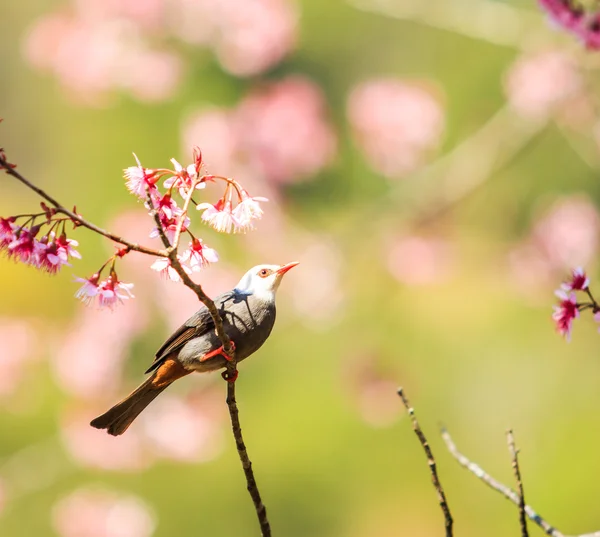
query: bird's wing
[{"left": 144, "top": 291, "right": 236, "bottom": 374}]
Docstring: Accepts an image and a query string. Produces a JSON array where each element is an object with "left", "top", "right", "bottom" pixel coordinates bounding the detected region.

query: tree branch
[
  {"left": 507, "top": 429, "right": 528, "bottom": 537},
  {"left": 441, "top": 427, "right": 600, "bottom": 537},
  {"left": 146, "top": 183, "right": 268, "bottom": 535},
  {"left": 2, "top": 156, "right": 270, "bottom": 536},
  {"left": 397, "top": 388, "right": 453, "bottom": 537},
  {"left": 0, "top": 156, "right": 166, "bottom": 257}
]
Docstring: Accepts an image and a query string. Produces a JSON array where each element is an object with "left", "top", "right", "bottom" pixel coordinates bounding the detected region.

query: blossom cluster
[
  {"left": 0, "top": 144, "right": 266, "bottom": 310},
  {"left": 539, "top": 0, "right": 600, "bottom": 49},
  {"left": 552, "top": 267, "right": 600, "bottom": 340},
  {"left": 0, "top": 211, "right": 80, "bottom": 273}
]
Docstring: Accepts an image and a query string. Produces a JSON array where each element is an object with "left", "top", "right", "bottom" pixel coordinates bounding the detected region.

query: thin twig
[
  {"left": 0, "top": 157, "right": 166, "bottom": 257},
  {"left": 442, "top": 427, "right": 600, "bottom": 537},
  {"left": 398, "top": 388, "right": 453, "bottom": 537},
  {"left": 146, "top": 183, "right": 268, "bottom": 535},
  {"left": 507, "top": 430, "right": 528, "bottom": 537}
]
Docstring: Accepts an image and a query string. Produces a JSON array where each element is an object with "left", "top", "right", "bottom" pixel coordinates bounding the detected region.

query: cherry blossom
[
  {"left": 197, "top": 199, "right": 240, "bottom": 233},
  {"left": 150, "top": 256, "right": 191, "bottom": 282},
  {"left": 561, "top": 267, "right": 590, "bottom": 291},
  {"left": 6, "top": 225, "right": 45, "bottom": 265},
  {"left": 347, "top": 78, "right": 445, "bottom": 178},
  {"left": 52, "top": 488, "right": 156, "bottom": 537},
  {"left": 181, "top": 238, "right": 218, "bottom": 271},
  {"left": 74, "top": 274, "right": 101, "bottom": 305},
  {"left": 232, "top": 191, "right": 268, "bottom": 231},
  {"left": 98, "top": 274, "right": 135, "bottom": 309},
  {"left": 124, "top": 154, "right": 158, "bottom": 199},
  {"left": 552, "top": 290, "right": 579, "bottom": 340}
]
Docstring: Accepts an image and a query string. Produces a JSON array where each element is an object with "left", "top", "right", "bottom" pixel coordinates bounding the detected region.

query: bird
[{"left": 90, "top": 262, "right": 298, "bottom": 436}]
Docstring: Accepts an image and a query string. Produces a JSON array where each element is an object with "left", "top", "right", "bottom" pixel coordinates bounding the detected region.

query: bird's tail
[{"left": 90, "top": 376, "right": 169, "bottom": 436}]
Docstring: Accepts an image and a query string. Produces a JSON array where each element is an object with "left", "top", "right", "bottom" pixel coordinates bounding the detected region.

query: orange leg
[{"left": 199, "top": 340, "right": 236, "bottom": 362}]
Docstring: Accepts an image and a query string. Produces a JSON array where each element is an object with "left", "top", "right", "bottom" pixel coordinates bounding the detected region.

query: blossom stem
[
  {"left": 170, "top": 177, "right": 200, "bottom": 252},
  {"left": 0, "top": 156, "right": 167, "bottom": 258}
]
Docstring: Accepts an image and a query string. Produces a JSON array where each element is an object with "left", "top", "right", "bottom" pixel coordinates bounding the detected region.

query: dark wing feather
[
  {"left": 144, "top": 290, "right": 237, "bottom": 374},
  {"left": 144, "top": 308, "right": 214, "bottom": 374}
]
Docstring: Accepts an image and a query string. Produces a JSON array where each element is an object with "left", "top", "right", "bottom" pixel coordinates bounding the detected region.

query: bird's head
[{"left": 235, "top": 262, "right": 299, "bottom": 301}]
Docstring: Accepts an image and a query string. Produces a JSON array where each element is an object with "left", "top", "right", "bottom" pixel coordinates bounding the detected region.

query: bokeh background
[{"left": 2, "top": 0, "right": 600, "bottom": 536}]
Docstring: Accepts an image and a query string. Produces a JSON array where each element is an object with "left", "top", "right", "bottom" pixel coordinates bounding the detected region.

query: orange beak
[{"left": 276, "top": 261, "right": 299, "bottom": 275}]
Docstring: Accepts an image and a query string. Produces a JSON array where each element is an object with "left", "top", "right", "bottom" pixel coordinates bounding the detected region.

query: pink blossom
[
  {"left": 236, "top": 76, "right": 337, "bottom": 183},
  {"left": 232, "top": 191, "right": 268, "bottom": 231},
  {"left": 196, "top": 200, "right": 240, "bottom": 233},
  {"left": 213, "top": 0, "right": 298, "bottom": 76},
  {"left": 52, "top": 488, "right": 156, "bottom": 537},
  {"left": 181, "top": 239, "right": 218, "bottom": 271},
  {"left": 504, "top": 50, "right": 580, "bottom": 119},
  {"left": 150, "top": 256, "right": 191, "bottom": 282},
  {"left": 562, "top": 267, "right": 590, "bottom": 291},
  {"left": 98, "top": 276, "right": 135, "bottom": 309},
  {"left": 348, "top": 78, "right": 445, "bottom": 178},
  {"left": 124, "top": 154, "right": 158, "bottom": 199},
  {"left": 149, "top": 194, "right": 191, "bottom": 244},
  {"left": 74, "top": 274, "right": 100, "bottom": 305},
  {"left": 533, "top": 196, "right": 600, "bottom": 269},
  {"left": 6, "top": 225, "right": 45, "bottom": 265},
  {"left": 552, "top": 290, "right": 579, "bottom": 340},
  {"left": 594, "top": 311, "right": 600, "bottom": 331},
  {"left": 163, "top": 156, "right": 206, "bottom": 196},
  {"left": 539, "top": 0, "right": 583, "bottom": 32},
  {"left": 0, "top": 217, "right": 16, "bottom": 248}
]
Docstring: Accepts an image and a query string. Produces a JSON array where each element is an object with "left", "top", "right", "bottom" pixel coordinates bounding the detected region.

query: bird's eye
[{"left": 258, "top": 268, "right": 271, "bottom": 278}]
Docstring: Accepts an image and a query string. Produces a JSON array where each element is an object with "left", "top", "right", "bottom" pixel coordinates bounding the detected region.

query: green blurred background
[{"left": 2, "top": 0, "right": 600, "bottom": 536}]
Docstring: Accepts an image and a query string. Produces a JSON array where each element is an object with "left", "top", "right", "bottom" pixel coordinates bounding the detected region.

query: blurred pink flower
[
  {"left": 348, "top": 78, "right": 445, "bottom": 178},
  {"left": 74, "top": 0, "right": 166, "bottom": 30},
  {"left": 504, "top": 50, "right": 581, "bottom": 119},
  {"left": 213, "top": 0, "right": 298, "bottom": 76},
  {"left": 170, "top": 0, "right": 297, "bottom": 76},
  {"left": 140, "top": 393, "right": 224, "bottom": 462},
  {"left": 0, "top": 319, "right": 38, "bottom": 398},
  {"left": 236, "top": 76, "right": 337, "bottom": 183},
  {"left": 52, "top": 488, "right": 156, "bottom": 537},
  {"left": 61, "top": 411, "right": 151, "bottom": 471},
  {"left": 182, "top": 77, "right": 337, "bottom": 185},
  {"left": 387, "top": 235, "right": 454, "bottom": 286},
  {"left": 24, "top": 13, "right": 182, "bottom": 106},
  {"left": 52, "top": 300, "right": 149, "bottom": 398},
  {"left": 533, "top": 196, "right": 600, "bottom": 269}
]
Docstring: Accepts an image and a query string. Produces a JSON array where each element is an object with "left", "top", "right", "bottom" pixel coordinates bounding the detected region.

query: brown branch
[
  {"left": 507, "top": 430, "right": 528, "bottom": 537},
  {"left": 442, "top": 427, "right": 600, "bottom": 537},
  {"left": 146, "top": 187, "right": 268, "bottom": 535},
  {"left": 3, "top": 156, "right": 270, "bottom": 536},
  {"left": 397, "top": 388, "right": 453, "bottom": 537},
  {"left": 0, "top": 157, "right": 166, "bottom": 257}
]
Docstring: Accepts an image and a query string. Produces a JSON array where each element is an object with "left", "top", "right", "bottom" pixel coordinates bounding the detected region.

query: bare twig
[
  {"left": 3, "top": 158, "right": 270, "bottom": 536},
  {"left": 398, "top": 388, "right": 453, "bottom": 537},
  {"left": 507, "top": 430, "right": 528, "bottom": 537},
  {"left": 442, "top": 427, "right": 600, "bottom": 537},
  {"left": 0, "top": 156, "right": 166, "bottom": 257}
]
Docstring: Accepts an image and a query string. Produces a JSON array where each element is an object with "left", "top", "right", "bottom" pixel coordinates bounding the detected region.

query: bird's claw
[{"left": 199, "top": 340, "right": 236, "bottom": 362}]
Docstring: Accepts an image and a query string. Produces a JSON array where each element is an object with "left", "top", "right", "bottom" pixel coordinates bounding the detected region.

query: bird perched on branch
[{"left": 91, "top": 262, "right": 298, "bottom": 436}]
